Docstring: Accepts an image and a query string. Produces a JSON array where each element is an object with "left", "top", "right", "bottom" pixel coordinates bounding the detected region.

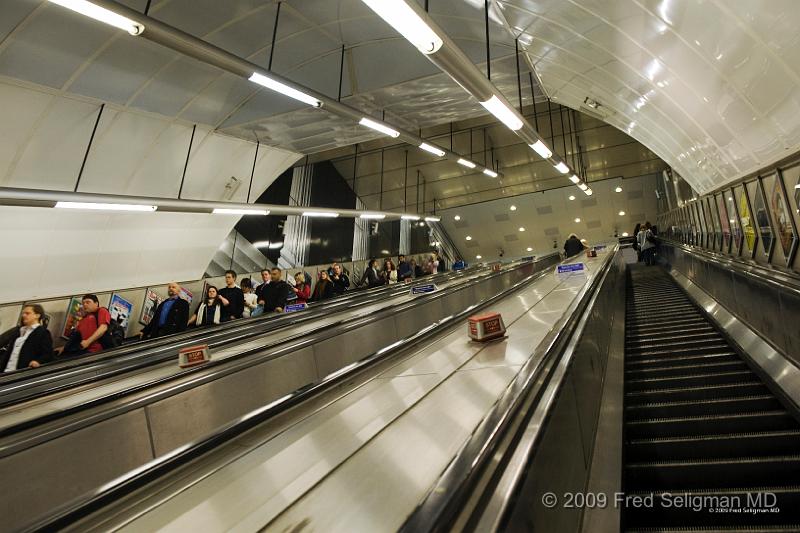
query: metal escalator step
[
  {"left": 625, "top": 411, "right": 798, "bottom": 439},
  {"left": 628, "top": 311, "right": 703, "bottom": 323},
  {"left": 627, "top": 319, "right": 709, "bottom": 332},
  {"left": 626, "top": 331, "right": 721, "bottom": 346},
  {"left": 626, "top": 327, "right": 716, "bottom": 341},
  {"left": 625, "top": 361, "right": 748, "bottom": 380},
  {"left": 626, "top": 340, "right": 732, "bottom": 357},
  {"left": 628, "top": 305, "right": 699, "bottom": 317},
  {"left": 626, "top": 353, "right": 739, "bottom": 369},
  {"left": 625, "top": 382, "right": 769, "bottom": 404},
  {"left": 623, "top": 486, "right": 800, "bottom": 530},
  {"left": 626, "top": 430, "right": 800, "bottom": 462},
  {"left": 626, "top": 370, "right": 754, "bottom": 391},
  {"left": 625, "top": 395, "right": 781, "bottom": 420},
  {"left": 624, "top": 454, "right": 800, "bottom": 490},
  {"left": 626, "top": 346, "right": 734, "bottom": 360}
]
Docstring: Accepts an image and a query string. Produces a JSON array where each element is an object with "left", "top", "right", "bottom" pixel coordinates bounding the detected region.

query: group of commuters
[
  {"left": 1, "top": 254, "right": 444, "bottom": 373},
  {"left": 633, "top": 222, "right": 658, "bottom": 266}
]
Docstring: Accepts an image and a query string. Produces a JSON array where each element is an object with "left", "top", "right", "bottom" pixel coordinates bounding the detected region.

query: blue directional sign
[
  {"left": 557, "top": 263, "right": 586, "bottom": 274},
  {"left": 284, "top": 303, "right": 308, "bottom": 313},
  {"left": 411, "top": 283, "right": 438, "bottom": 295}
]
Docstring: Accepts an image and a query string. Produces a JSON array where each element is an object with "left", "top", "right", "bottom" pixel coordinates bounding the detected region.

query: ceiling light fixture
[
  {"left": 401, "top": 214, "right": 421, "bottom": 220},
  {"left": 622, "top": 232, "right": 629, "bottom": 237},
  {"left": 457, "top": 158, "right": 476, "bottom": 169},
  {"left": 454, "top": 215, "right": 461, "bottom": 221},
  {"left": 212, "top": 208, "right": 269, "bottom": 215},
  {"left": 480, "top": 95, "right": 523, "bottom": 131},
  {"left": 465, "top": 236, "right": 472, "bottom": 240},
  {"left": 569, "top": 175, "right": 581, "bottom": 184},
  {"left": 424, "top": 216, "right": 441, "bottom": 222},
  {"left": 518, "top": 227, "right": 525, "bottom": 232},
  {"left": 568, "top": 195, "right": 576, "bottom": 201},
  {"left": 584, "top": 188, "right": 593, "bottom": 196},
  {"left": 510, "top": 205, "right": 517, "bottom": 211},
  {"left": 584, "top": 97, "right": 598, "bottom": 109},
  {"left": 476, "top": 255, "right": 482, "bottom": 259},
  {"left": 554, "top": 162, "right": 570, "bottom": 174},
  {"left": 615, "top": 186, "right": 623, "bottom": 193},
  {"left": 248, "top": 72, "right": 321, "bottom": 107},
  {"left": 252, "top": 241, "right": 271, "bottom": 248},
  {"left": 360, "top": 213, "right": 386, "bottom": 219},
  {"left": 303, "top": 211, "right": 339, "bottom": 218},
  {"left": 578, "top": 183, "right": 589, "bottom": 191},
  {"left": 574, "top": 218, "right": 581, "bottom": 223},
  {"left": 269, "top": 241, "right": 283, "bottom": 249},
  {"left": 483, "top": 169, "right": 498, "bottom": 178},
  {"left": 359, "top": 117, "right": 400, "bottom": 138},
  {"left": 360, "top": 0, "right": 443, "bottom": 54},
  {"left": 529, "top": 140, "right": 553, "bottom": 159},
  {"left": 526, "top": 247, "right": 533, "bottom": 252},
  {"left": 419, "top": 142, "right": 445, "bottom": 157},
  {"left": 49, "top": 0, "right": 144, "bottom": 35},
  {"left": 55, "top": 201, "right": 156, "bottom": 212},
  {"left": 618, "top": 210, "right": 626, "bottom": 216}
]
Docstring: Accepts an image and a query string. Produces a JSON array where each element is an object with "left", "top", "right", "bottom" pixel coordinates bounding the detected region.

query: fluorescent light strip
[
  {"left": 252, "top": 241, "right": 271, "bottom": 248},
  {"left": 401, "top": 215, "right": 421, "bottom": 220},
  {"left": 458, "top": 158, "right": 476, "bottom": 169},
  {"left": 569, "top": 175, "right": 581, "bottom": 184},
  {"left": 483, "top": 169, "right": 498, "bottom": 178},
  {"left": 303, "top": 211, "right": 339, "bottom": 218},
  {"left": 360, "top": 213, "right": 386, "bottom": 219},
  {"left": 361, "top": 0, "right": 443, "bottom": 54},
  {"left": 584, "top": 188, "right": 593, "bottom": 196},
  {"left": 424, "top": 216, "right": 441, "bottom": 222},
  {"left": 480, "top": 95, "right": 523, "bottom": 131},
  {"left": 578, "top": 183, "right": 588, "bottom": 191},
  {"left": 554, "top": 162, "right": 570, "bottom": 174},
  {"left": 529, "top": 140, "right": 553, "bottom": 159},
  {"left": 248, "top": 72, "right": 321, "bottom": 107},
  {"left": 212, "top": 208, "right": 269, "bottom": 215},
  {"left": 359, "top": 117, "right": 400, "bottom": 138},
  {"left": 49, "top": 0, "right": 144, "bottom": 35},
  {"left": 268, "top": 241, "right": 283, "bottom": 249},
  {"left": 55, "top": 201, "right": 156, "bottom": 212},
  {"left": 419, "top": 143, "right": 445, "bottom": 157}
]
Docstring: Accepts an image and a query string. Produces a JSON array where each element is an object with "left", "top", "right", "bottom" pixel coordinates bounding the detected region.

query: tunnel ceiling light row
[
  {"left": 358, "top": 0, "right": 594, "bottom": 196},
  {"left": 45, "top": 0, "right": 501, "bottom": 189}
]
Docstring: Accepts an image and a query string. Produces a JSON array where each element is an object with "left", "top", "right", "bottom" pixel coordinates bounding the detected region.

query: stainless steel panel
[
  {"left": 312, "top": 316, "right": 399, "bottom": 378},
  {"left": 779, "top": 289, "right": 800, "bottom": 365},
  {"left": 0, "top": 409, "right": 153, "bottom": 532},
  {"left": 146, "top": 347, "right": 318, "bottom": 456}
]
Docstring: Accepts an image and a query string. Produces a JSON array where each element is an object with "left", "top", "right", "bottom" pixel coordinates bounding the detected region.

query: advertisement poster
[
  {"left": 771, "top": 180, "right": 794, "bottom": 258},
  {"left": 139, "top": 290, "right": 162, "bottom": 326},
  {"left": 179, "top": 286, "right": 193, "bottom": 304},
  {"left": 61, "top": 296, "right": 84, "bottom": 339},
  {"left": 109, "top": 294, "right": 133, "bottom": 329},
  {"left": 740, "top": 190, "right": 756, "bottom": 252}
]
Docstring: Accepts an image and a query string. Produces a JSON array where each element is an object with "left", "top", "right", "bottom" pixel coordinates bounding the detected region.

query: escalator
[{"left": 622, "top": 264, "right": 800, "bottom": 531}]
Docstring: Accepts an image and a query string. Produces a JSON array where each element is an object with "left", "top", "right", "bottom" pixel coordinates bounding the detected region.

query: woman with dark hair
[
  {"left": 1, "top": 304, "right": 53, "bottom": 372},
  {"left": 240, "top": 278, "right": 258, "bottom": 318},
  {"left": 382, "top": 258, "right": 398, "bottom": 285},
  {"left": 359, "top": 258, "right": 383, "bottom": 288},
  {"left": 189, "top": 285, "right": 225, "bottom": 327},
  {"left": 311, "top": 270, "right": 334, "bottom": 302}
]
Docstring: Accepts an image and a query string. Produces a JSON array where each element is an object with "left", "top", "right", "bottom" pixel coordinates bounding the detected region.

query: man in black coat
[
  {"left": 330, "top": 264, "right": 350, "bottom": 296},
  {"left": 564, "top": 233, "right": 584, "bottom": 258},
  {"left": 139, "top": 282, "right": 190, "bottom": 339},
  {"left": 1, "top": 304, "right": 53, "bottom": 372},
  {"left": 257, "top": 268, "right": 291, "bottom": 313}
]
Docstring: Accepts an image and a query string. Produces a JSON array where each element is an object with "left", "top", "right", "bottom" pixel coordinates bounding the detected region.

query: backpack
[{"left": 96, "top": 309, "right": 124, "bottom": 349}]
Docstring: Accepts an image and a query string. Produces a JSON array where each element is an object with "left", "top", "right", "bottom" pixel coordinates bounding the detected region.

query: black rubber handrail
[
  {"left": 23, "top": 253, "right": 563, "bottom": 532},
  {"left": 0, "top": 266, "right": 483, "bottom": 407},
  {"left": 0, "top": 256, "right": 559, "bottom": 456},
  {"left": 398, "top": 248, "right": 618, "bottom": 532}
]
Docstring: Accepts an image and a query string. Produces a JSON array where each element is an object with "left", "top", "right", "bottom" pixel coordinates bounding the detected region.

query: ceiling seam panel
[
  {"left": 503, "top": 2, "right": 747, "bottom": 176},
  {"left": 0, "top": 2, "right": 45, "bottom": 54}
]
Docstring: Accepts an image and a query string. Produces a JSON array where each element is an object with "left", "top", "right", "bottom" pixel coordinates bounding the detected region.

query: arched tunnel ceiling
[{"left": 1, "top": 0, "right": 797, "bottom": 197}]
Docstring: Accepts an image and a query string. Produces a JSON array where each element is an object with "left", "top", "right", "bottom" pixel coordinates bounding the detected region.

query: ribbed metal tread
[
  {"left": 626, "top": 430, "right": 800, "bottom": 461},
  {"left": 625, "top": 381, "right": 769, "bottom": 404},
  {"left": 625, "top": 410, "right": 797, "bottom": 439},
  {"left": 625, "top": 361, "right": 748, "bottom": 380},
  {"left": 625, "top": 395, "right": 780, "bottom": 419}
]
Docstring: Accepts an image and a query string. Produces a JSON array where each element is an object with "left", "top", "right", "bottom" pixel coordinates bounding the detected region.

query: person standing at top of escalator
[
  {"left": 218, "top": 270, "right": 245, "bottom": 321},
  {"left": 637, "top": 222, "right": 657, "bottom": 266},
  {"left": 330, "top": 264, "right": 350, "bottom": 296},
  {"left": 360, "top": 259, "right": 383, "bottom": 288},
  {"left": 260, "top": 268, "right": 291, "bottom": 313},
  {"left": 0, "top": 304, "right": 53, "bottom": 372},
  {"left": 139, "top": 282, "right": 189, "bottom": 339},
  {"left": 564, "top": 233, "right": 584, "bottom": 258}
]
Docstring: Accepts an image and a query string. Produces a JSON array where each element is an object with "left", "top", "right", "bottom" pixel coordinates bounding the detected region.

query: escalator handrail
[
  {"left": 22, "top": 255, "right": 563, "bottom": 533},
  {"left": 661, "top": 238, "right": 800, "bottom": 296},
  {"left": 0, "top": 265, "right": 483, "bottom": 394},
  {"left": 398, "top": 247, "right": 619, "bottom": 533},
  {"left": 0, "top": 255, "right": 559, "bottom": 454}
]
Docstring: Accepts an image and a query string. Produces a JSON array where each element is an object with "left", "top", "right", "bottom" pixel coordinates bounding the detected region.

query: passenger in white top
[{"left": 1, "top": 304, "right": 53, "bottom": 372}]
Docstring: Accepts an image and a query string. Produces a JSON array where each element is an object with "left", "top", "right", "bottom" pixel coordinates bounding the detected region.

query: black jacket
[
  {"left": 1, "top": 326, "right": 53, "bottom": 372},
  {"left": 360, "top": 267, "right": 383, "bottom": 288},
  {"left": 257, "top": 280, "right": 291, "bottom": 311},
  {"left": 311, "top": 280, "right": 334, "bottom": 302},
  {"left": 141, "top": 297, "right": 190, "bottom": 339},
  {"left": 330, "top": 273, "right": 350, "bottom": 295},
  {"left": 218, "top": 286, "right": 245, "bottom": 321},
  {"left": 564, "top": 237, "right": 584, "bottom": 258}
]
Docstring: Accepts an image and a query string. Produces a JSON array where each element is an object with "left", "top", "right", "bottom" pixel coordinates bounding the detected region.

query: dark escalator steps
[{"left": 622, "top": 264, "right": 800, "bottom": 532}]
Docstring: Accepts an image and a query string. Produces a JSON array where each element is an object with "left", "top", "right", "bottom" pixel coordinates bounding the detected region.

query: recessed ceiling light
[
  {"left": 526, "top": 247, "right": 533, "bottom": 252},
  {"left": 454, "top": 215, "right": 461, "bottom": 221},
  {"left": 618, "top": 210, "right": 626, "bottom": 216},
  {"left": 483, "top": 168, "right": 498, "bottom": 178},
  {"left": 568, "top": 195, "right": 576, "bottom": 201},
  {"left": 574, "top": 217, "right": 581, "bottom": 223},
  {"left": 457, "top": 158, "right": 476, "bottom": 169},
  {"left": 622, "top": 232, "right": 629, "bottom": 237},
  {"left": 466, "top": 235, "right": 472, "bottom": 240},
  {"left": 510, "top": 205, "right": 517, "bottom": 211},
  {"left": 518, "top": 227, "right": 525, "bottom": 232},
  {"left": 476, "top": 255, "right": 482, "bottom": 259},
  {"left": 615, "top": 186, "right": 623, "bottom": 193}
]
